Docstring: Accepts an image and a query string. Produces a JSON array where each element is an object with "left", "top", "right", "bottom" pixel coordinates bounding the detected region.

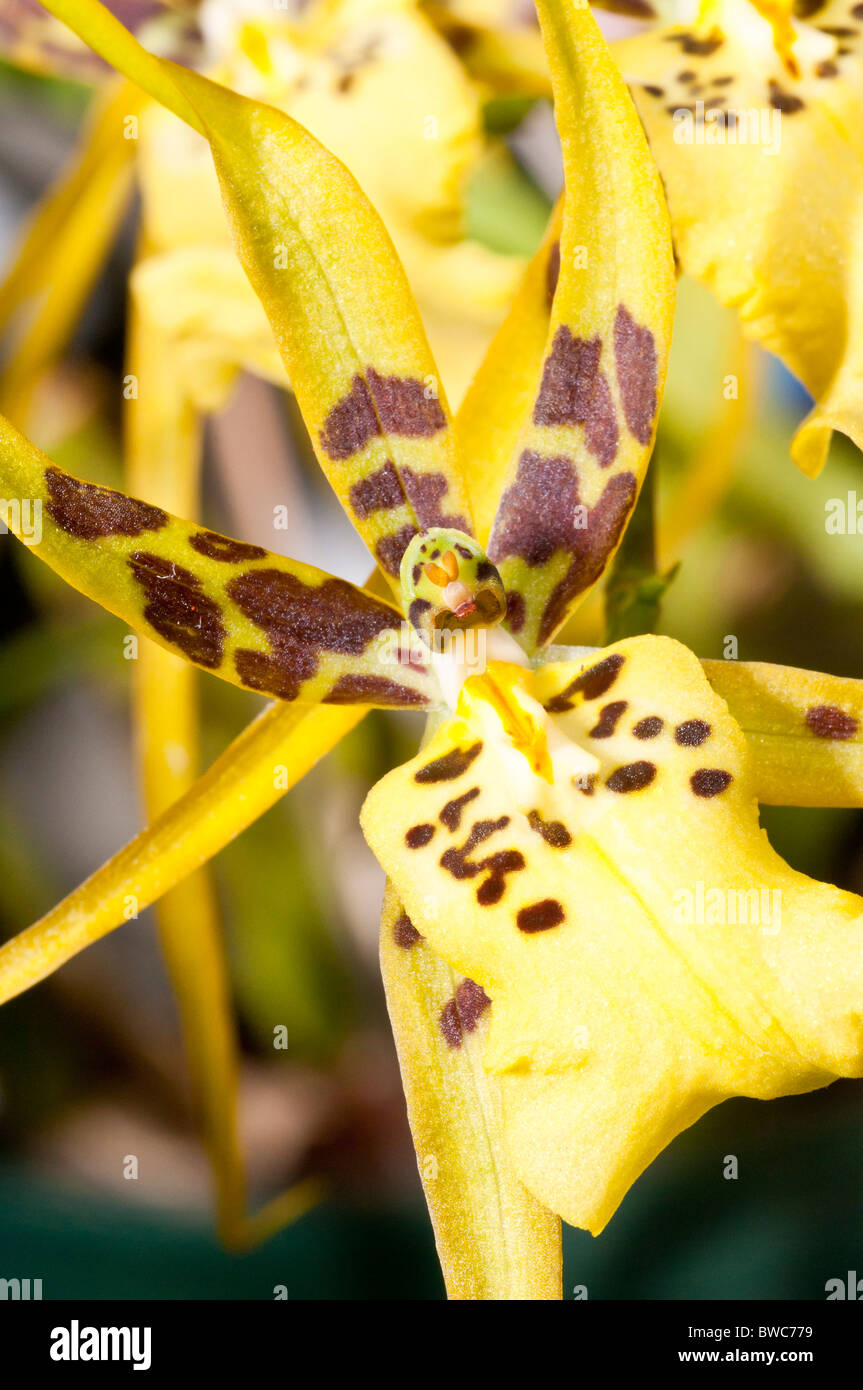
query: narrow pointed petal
[
  {"left": 702, "top": 657, "right": 863, "bottom": 806},
  {"left": 484, "top": 0, "right": 676, "bottom": 651},
  {"left": 0, "top": 419, "right": 435, "bottom": 707},
  {"left": 39, "top": 0, "right": 476, "bottom": 586},
  {"left": 362, "top": 640, "right": 863, "bottom": 1231},
  {"left": 0, "top": 699, "right": 367, "bottom": 1007},
  {"left": 381, "top": 883, "right": 561, "bottom": 1299},
  {"left": 614, "top": 0, "right": 863, "bottom": 476},
  {"left": 456, "top": 199, "right": 563, "bottom": 550}
]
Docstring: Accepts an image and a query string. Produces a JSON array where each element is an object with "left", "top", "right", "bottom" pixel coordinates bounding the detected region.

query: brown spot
[
  {"left": 537, "top": 471, "right": 638, "bottom": 643},
  {"left": 527, "top": 810, "right": 572, "bottom": 848},
  {"left": 440, "top": 818, "right": 525, "bottom": 905},
  {"left": 406, "top": 823, "right": 435, "bottom": 848},
  {"left": 129, "top": 552, "right": 225, "bottom": 668},
  {"left": 533, "top": 327, "right": 618, "bottom": 461},
  {"left": 691, "top": 768, "right": 733, "bottom": 797},
  {"left": 607, "top": 760, "right": 657, "bottom": 793},
  {"left": 545, "top": 652, "right": 625, "bottom": 712},
  {"left": 455, "top": 978, "right": 491, "bottom": 1032},
  {"left": 805, "top": 704, "right": 858, "bottom": 740},
  {"left": 574, "top": 772, "right": 597, "bottom": 796},
  {"left": 584, "top": 371, "right": 619, "bottom": 468},
  {"left": 46, "top": 467, "right": 167, "bottom": 540},
  {"left": 367, "top": 370, "right": 446, "bottom": 438},
  {"left": 227, "top": 569, "right": 398, "bottom": 701},
  {"left": 852, "top": 3, "right": 863, "bottom": 17},
  {"left": 817, "top": 24, "right": 857, "bottom": 36},
  {"left": 393, "top": 913, "right": 422, "bottom": 948},
  {"left": 349, "top": 461, "right": 404, "bottom": 518},
  {"left": 189, "top": 530, "right": 267, "bottom": 563},
  {"left": 664, "top": 30, "right": 724, "bottom": 56},
  {"left": 643, "top": 83, "right": 665, "bottom": 97},
  {"left": 376, "top": 525, "right": 417, "bottom": 577},
  {"left": 634, "top": 715, "right": 663, "bottom": 739},
  {"left": 589, "top": 700, "right": 628, "bottom": 739},
  {"left": 614, "top": 305, "right": 658, "bottom": 445},
  {"left": 439, "top": 978, "right": 492, "bottom": 1048},
  {"left": 336, "top": 71, "right": 355, "bottom": 93},
  {"left": 768, "top": 80, "right": 805, "bottom": 113},
  {"left": 440, "top": 787, "right": 480, "bottom": 831},
  {"left": 546, "top": 241, "right": 560, "bottom": 306},
  {"left": 815, "top": 59, "right": 839, "bottom": 77},
  {"left": 677, "top": 69, "right": 696, "bottom": 82},
  {"left": 439, "top": 998, "right": 463, "bottom": 1048},
  {"left": 415, "top": 741, "right": 483, "bottom": 783},
  {"left": 505, "top": 589, "right": 526, "bottom": 633},
  {"left": 517, "top": 899, "right": 565, "bottom": 933},
  {"left": 675, "top": 718, "right": 711, "bottom": 747},
  {"left": 320, "top": 376, "right": 379, "bottom": 460},
  {"left": 408, "top": 598, "right": 432, "bottom": 631},
  {"left": 401, "top": 467, "right": 469, "bottom": 533},
  {"left": 324, "top": 673, "right": 428, "bottom": 706},
  {"left": 712, "top": 75, "right": 735, "bottom": 86}
]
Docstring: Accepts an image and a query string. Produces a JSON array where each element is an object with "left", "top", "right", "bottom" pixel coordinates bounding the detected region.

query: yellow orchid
[
  {"left": 0, "top": 0, "right": 540, "bottom": 421},
  {"left": 608, "top": 0, "right": 863, "bottom": 477},
  {"left": 1, "top": 0, "right": 863, "bottom": 1301}
]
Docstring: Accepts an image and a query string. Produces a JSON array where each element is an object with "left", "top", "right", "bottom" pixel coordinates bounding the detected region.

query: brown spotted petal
[
  {"left": 614, "top": 0, "right": 863, "bottom": 477},
  {"left": 484, "top": 3, "right": 675, "bottom": 651},
  {"left": 361, "top": 638, "right": 863, "bottom": 1233},
  {"left": 379, "top": 883, "right": 561, "bottom": 1300},
  {"left": 0, "top": 416, "right": 437, "bottom": 707}
]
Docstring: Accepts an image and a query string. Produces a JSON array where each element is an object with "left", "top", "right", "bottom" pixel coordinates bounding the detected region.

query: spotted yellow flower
[{"left": 1, "top": 0, "right": 862, "bottom": 1298}]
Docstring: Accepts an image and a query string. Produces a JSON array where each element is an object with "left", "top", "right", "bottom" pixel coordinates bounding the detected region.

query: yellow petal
[
  {"left": 380, "top": 882, "right": 561, "bottom": 1299},
  {"left": 361, "top": 638, "right": 863, "bottom": 1231},
  {"left": 0, "top": 416, "right": 435, "bottom": 707},
  {"left": 702, "top": 657, "right": 863, "bottom": 806},
  {"left": 614, "top": 0, "right": 863, "bottom": 476},
  {"left": 456, "top": 199, "right": 563, "bottom": 547},
  {"left": 0, "top": 699, "right": 367, "bottom": 1007},
  {"left": 484, "top": 0, "right": 676, "bottom": 651}
]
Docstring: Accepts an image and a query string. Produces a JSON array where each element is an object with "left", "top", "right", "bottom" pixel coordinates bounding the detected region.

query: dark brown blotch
[
  {"left": 527, "top": 809, "right": 572, "bottom": 848},
  {"left": 129, "top": 552, "right": 225, "bottom": 669},
  {"left": 517, "top": 899, "right": 565, "bottom": 933},
  {"left": 324, "top": 673, "right": 428, "bottom": 706},
  {"left": 415, "top": 741, "right": 483, "bottom": 783},
  {"left": 768, "top": 80, "right": 805, "bottom": 113},
  {"left": 545, "top": 652, "right": 625, "bottom": 713},
  {"left": 227, "top": 568, "right": 400, "bottom": 702},
  {"left": 189, "top": 530, "right": 267, "bottom": 563},
  {"left": 805, "top": 704, "right": 858, "bottom": 740},
  {"left": 405, "top": 823, "right": 435, "bottom": 848},
  {"left": 546, "top": 240, "right": 561, "bottom": 307},
  {"left": 440, "top": 817, "right": 525, "bottom": 905},
  {"left": 439, "top": 978, "right": 491, "bottom": 1048},
  {"left": 46, "top": 467, "right": 167, "bottom": 540},
  {"left": 607, "top": 760, "right": 657, "bottom": 793},
  {"left": 589, "top": 700, "right": 628, "bottom": 739},
  {"left": 349, "top": 461, "right": 405, "bottom": 518},
  {"left": 634, "top": 715, "right": 663, "bottom": 739},
  {"left": 675, "top": 718, "right": 711, "bottom": 747},
  {"left": 614, "top": 304, "right": 658, "bottom": 445},
  {"left": 664, "top": 30, "right": 724, "bottom": 56},
  {"left": 440, "top": 786, "right": 480, "bottom": 831},
  {"left": 393, "top": 913, "right": 422, "bottom": 949},
  {"left": 690, "top": 768, "right": 733, "bottom": 798}
]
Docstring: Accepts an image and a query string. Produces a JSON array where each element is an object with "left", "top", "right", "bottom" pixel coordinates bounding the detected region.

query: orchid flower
[
  {"left": 0, "top": 0, "right": 540, "bottom": 421},
  {"left": 1, "top": 0, "right": 863, "bottom": 1300}
]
